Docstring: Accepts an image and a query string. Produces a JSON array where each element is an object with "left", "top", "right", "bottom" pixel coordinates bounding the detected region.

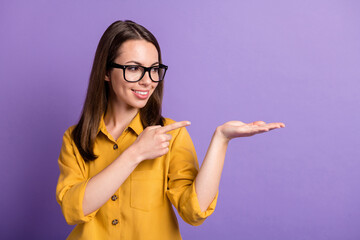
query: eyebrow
[{"left": 124, "top": 61, "right": 159, "bottom": 66}]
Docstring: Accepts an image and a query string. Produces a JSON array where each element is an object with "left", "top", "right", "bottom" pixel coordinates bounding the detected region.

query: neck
[{"left": 104, "top": 99, "right": 139, "bottom": 130}]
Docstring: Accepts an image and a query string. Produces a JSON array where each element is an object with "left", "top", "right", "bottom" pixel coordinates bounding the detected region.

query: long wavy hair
[{"left": 72, "top": 20, "right": 165, "bottom": 162}]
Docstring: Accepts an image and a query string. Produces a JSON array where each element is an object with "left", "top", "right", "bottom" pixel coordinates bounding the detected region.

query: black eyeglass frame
[{"left": 109, "top": 62, "right": 168, "bottom": 82}]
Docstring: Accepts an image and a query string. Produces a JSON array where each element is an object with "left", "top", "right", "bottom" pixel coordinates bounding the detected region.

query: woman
[{"left": 56, "top": 20, "right": 285, "bottom": 240}]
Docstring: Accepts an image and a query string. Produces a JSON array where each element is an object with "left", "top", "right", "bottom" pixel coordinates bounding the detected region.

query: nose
[{"left": 138, "top": 70, "right": 152, "bottom": 86}]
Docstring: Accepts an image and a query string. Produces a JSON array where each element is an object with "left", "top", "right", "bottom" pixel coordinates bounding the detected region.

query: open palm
[{"left": 218, "top": 120, "right": 285, "bottom": 140}]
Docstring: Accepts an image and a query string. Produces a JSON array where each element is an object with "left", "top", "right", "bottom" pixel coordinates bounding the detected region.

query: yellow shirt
[{"left": 56, "top": 113, "right": 218, "bottom": 240}]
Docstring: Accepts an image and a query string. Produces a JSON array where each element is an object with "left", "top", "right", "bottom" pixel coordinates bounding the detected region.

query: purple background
[{"left": 1, "top": 0, "right": 360, "bottom": 239}]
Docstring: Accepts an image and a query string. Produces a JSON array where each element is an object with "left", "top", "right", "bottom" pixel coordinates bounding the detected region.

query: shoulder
[
  {"left": 163, "top": 117, "right": 176, "bottom": 126},
  {"left": 163, "top": 117, "right": 191, "bottom": 139},
  {"left": 162, "top": 118, "right": 195, "bottom": 153},
  {"left": 61, "top": 125, "right": 77, "bottom": 143},
  {"left": 65, "top": 125, "right": 76, "bottom": 135}
]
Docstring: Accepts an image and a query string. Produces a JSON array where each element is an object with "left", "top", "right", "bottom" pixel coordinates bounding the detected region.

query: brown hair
[{"left": 72, "top": 20, "right": 165, "bottom": 161}]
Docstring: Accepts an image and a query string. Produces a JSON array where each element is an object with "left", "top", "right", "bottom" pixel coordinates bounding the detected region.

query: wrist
[
  {"left": 123, "top": 144, "right": 143, "bottom": 165},
  {"left": 214, "top": 126, "right": 230, "bottom": 145}
]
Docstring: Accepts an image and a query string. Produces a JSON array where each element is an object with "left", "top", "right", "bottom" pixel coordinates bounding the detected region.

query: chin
[{"left": 132, "top": 100, "right": 149, "bottom": 109}]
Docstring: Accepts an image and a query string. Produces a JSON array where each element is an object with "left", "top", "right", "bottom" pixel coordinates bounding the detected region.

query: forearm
[
  {"left": 82, "top": 147, "right": 140, "bottom": 216},
  {"left": 195, "top": 127, "right": 229, "bottom": 212}
]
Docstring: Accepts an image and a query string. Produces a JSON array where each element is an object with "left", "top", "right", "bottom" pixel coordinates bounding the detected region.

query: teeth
[{"left": 134, "top": 90, "right": 147, "bottom": 95}]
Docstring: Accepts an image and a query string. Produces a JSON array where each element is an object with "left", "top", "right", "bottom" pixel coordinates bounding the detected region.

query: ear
[{"left": 105, "top": 73, "right": 110, "bottom": 82}]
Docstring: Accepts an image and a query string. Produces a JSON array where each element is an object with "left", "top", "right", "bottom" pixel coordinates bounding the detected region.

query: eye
[
  {"left": 151, "top": 66, "right": 160, "bottom": 73},
  {"left": 127, "top": 65, "right": 140, "bottom": 72}
]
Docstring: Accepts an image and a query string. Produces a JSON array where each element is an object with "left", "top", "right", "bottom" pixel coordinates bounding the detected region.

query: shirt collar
[
  {"left": 127, "top": 112, "right": 143, "bottom": 136},
  {"left": 97, "top": 112, "right": 144, "bottom": 137}
]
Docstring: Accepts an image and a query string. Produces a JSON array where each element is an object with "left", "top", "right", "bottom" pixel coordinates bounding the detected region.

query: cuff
[
  {"left": 60, "top": 178, "right": 99, "bottom": 225},
  {"left": 180, "top": 182, "right": 218, "bottom": 226}
]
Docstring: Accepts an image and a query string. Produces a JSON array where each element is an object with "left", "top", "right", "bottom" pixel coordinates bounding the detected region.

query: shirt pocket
[{"left": 130, "top": 170, "right": 164, "bottom": 211}]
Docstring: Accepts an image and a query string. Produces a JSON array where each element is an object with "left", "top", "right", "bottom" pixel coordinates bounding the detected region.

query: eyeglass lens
[{"left": 125, "top": 66, "right": 166, "bottom": 82}]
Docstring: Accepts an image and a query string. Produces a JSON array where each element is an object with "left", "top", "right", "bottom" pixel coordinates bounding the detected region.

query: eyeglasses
[{"left": 109, "top": 62, "right": 168, "bottom": 82}]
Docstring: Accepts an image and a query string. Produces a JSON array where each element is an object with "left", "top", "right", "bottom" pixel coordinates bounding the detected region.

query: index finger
[{"left": 159, "top": 121, "right": 191, "bottom": 134}]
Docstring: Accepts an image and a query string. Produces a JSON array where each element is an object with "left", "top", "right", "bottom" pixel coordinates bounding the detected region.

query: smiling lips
[{"left": 132, "top": 89, "right": 150, "bottom": 99}]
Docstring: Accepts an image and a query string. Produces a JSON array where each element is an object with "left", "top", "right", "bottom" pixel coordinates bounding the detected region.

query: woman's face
[{"left": 106, "top": 39, "right": 159, "bottom": 111}]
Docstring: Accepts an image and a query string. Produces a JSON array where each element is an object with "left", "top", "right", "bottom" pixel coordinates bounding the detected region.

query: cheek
[
  {"left": 152, "top": 82, "right": 159, "bottom": 90},
  {"left": 150, "top": 84, "right": 159, "bottom": 95},
  {"left": 111, "top": 81, "right": 133, "bottom": 98},
  {"left": 115, "top": 77, "right": 133, "bottom": 89}
]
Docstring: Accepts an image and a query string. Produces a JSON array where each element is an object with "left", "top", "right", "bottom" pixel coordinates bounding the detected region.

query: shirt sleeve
[
  {"left": 55, "top": 128, "right": 99, "bottom": 225},
  {"left": 166, "top": 126, "right": 218, "bottom": 226}
]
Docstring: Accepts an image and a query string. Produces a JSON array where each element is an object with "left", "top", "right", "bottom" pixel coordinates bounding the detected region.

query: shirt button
[
  {"left": 113, "top": 144, "right": 118, "bottom": 150},
  {"left": 111, "top": 194, "right": 118, "bottom": 201},
  {"left": 112, "top": 219, "right": 119, "bottom": 225}
]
